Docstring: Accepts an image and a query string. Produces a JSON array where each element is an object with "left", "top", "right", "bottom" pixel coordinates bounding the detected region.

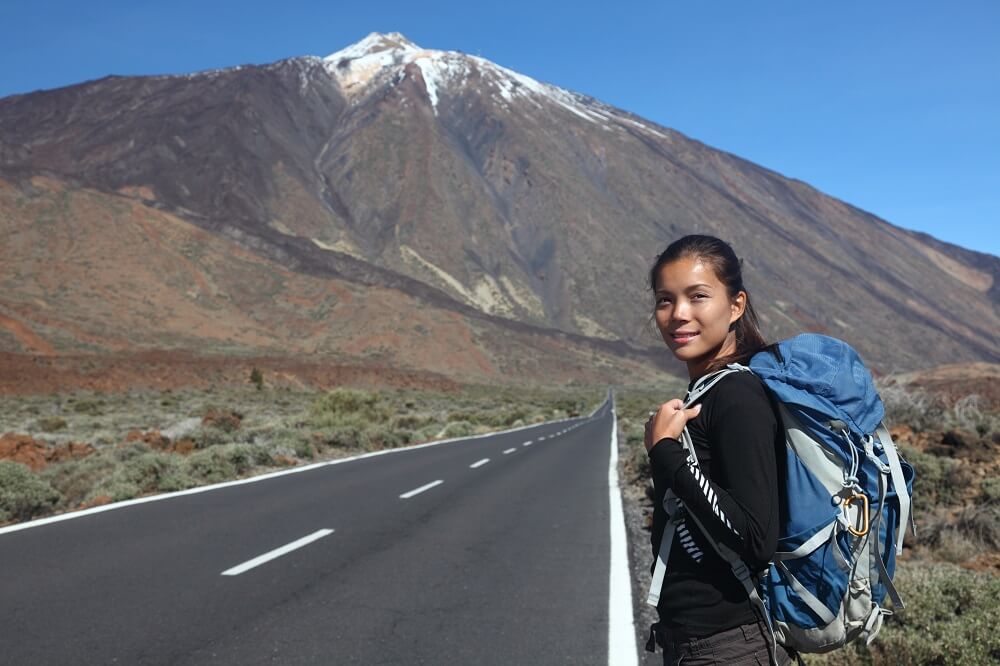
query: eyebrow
[{"left": 655, "top": 283, "right": 714, "bottom": 294}]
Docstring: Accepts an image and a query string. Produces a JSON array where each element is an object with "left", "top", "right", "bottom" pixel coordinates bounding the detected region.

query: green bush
[
  {"left": 441, "top": 421, "right": 475, "bottom": 439},
  {"left": 806, "top": 562, "right": 1000, "bottom": 665},
  {"left": 191, "top": 425, "right": 234, "bottom": 449},
  {"left": 184, "top": 444, "right": 272, "bottom": 484},
  {"left": 979, "top": 477, "right": 1000, "bottom": 504},
  {"left": 72, "top": 399, "right": 104, "bottom": 416},
  {"left": 898, "top": 444, "right": 970, "bottom": 506},
  {"left": 0, "top": 461, "right": 63, "bottom": 522},
  {"left": 89, "top": 451, "right": 196, "bottom": 502},
  {"left": 309, "top": 389, "right": 389, "bottom": 429},
  {"left": 321, "top": 425, "right": 364, "bottom": 450},
  {"left": 37, "top": 416, "right": 67, "bottom": 432},
  {"left": 40, "top": 449, "right": 124, "bottom": 507},
  {"left": 392, "top": 413, "right": 434, "bottom": 430},
  {"left": 250, "top": 367, "right": 264, "bottom": 391},
  {"left": 364, "top": 423, "right": 408, "bottom": 449}
]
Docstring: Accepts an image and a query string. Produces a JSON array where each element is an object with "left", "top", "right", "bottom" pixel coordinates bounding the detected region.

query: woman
[{"left": 644, "top": 235, "right": 790, "bottom": 665}]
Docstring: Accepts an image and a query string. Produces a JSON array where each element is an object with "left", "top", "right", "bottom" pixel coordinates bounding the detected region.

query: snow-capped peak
[
  {"left": 324, "top": 32, "right": 421, "bottom": 63},
  {"left": 316, "top": 32, "right": 669, "bottom": 139}
]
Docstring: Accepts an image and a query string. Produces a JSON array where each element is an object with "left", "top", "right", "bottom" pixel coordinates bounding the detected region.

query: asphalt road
[{"left": 0, "top": 400, "right": 636, "bottom": 665}]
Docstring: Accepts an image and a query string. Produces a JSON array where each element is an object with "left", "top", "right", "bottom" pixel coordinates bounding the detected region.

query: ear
[{"left": 729, "top": 291, "right": 747, "bottom": 325}]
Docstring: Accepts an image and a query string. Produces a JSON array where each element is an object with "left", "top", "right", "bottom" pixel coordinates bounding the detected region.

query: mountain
[{"left": 0, "top": 32, "right": 996, "bottom": 384}]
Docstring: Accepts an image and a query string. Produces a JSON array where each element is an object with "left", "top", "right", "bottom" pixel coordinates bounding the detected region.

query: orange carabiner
[{"left": 844, "top": 493, "right": 870, "bottom": 537}]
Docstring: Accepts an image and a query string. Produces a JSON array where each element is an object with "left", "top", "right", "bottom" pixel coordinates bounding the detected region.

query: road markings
[
  {"left": 400, "top": 480, "right": 443, "bottom": 499},
  {"left": 470, "top": 458, "right": 490, "bottom": 468},
  {"left": 522, "top": 440, "right": 532, "bottom": 447},
  {"left": 221, "top": 529, "right": 334, "bottom": 576},
  {"left": 607, "top": 395, "right": 638, "bottom": 665},
  {"left": 0, "top": 411, "right": 599, "bottom": 537},
  {"left": 502, "top": 447, "right": 517, "bottom": 454}
]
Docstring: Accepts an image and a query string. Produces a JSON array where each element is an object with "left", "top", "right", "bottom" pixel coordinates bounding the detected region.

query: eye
[
  {"left": 655, "top": 295, "right": 672, "bottom": 306},
  {"left": 691, "top": 293, "right": 708, "bottom": 301}
]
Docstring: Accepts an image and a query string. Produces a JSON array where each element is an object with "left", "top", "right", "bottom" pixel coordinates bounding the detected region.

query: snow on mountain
[{"left": 318, "top": 31, "right": 664, "bottom": 135}]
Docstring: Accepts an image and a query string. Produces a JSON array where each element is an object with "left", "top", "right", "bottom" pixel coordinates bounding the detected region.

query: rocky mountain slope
[{"left": 1, "top": 32, "right": 996, "bottom": 381}]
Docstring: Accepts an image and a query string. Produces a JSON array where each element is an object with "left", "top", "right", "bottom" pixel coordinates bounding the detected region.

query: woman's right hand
[{"left": 644, "top": 399, "right": 702, "bottom": 452}]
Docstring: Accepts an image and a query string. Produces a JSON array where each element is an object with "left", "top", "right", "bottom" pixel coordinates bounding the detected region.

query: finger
[
  {"left": 683, "top": 404, "right": 702, "bottom": 420},
  {"left": 664, "top": 398, "right": 684, "bottom": 411}
]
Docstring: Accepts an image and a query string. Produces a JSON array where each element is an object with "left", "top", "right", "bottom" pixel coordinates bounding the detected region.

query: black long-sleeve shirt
[{"left": 648, "top": 370, "right": 782, "bottom": 637}]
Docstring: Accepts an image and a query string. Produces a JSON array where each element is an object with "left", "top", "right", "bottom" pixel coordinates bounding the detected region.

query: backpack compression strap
[{"left": 875, "top": 423, "right": 914, "bottom": 554}]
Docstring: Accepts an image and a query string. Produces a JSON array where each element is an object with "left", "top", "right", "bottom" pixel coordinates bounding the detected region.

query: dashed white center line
[
  {"left": 470, "top": 458, "right": 490, "bottom": 468},
  {"left": 522, "top": 440, "right": 533, "bottom": 447},
  {"left": 502, "top": 448, "right": 516, "bottom": 454},
  {"left": 400, "top": 480, "right": 443, "bottom": 499},
  {"left": 221, "top": 528, "right": 334, "bottom": 576}
]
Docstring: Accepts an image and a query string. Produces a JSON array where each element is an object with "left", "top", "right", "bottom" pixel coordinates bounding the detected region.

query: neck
[{"left": 686, "top": 333, "right": 738, "bottom": 380}]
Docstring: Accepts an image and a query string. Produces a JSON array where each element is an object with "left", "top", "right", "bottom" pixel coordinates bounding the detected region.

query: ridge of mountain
[{"left": 0, "top": 32, "right": 996, "bottom": 379}]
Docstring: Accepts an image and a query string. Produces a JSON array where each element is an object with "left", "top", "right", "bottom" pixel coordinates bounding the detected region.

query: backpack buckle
[{"left": 844, "top": 492, "right": 870, "bottom": 537}]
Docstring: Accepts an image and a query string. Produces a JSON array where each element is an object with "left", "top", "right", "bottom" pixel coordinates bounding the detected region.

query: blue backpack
[{"left": 646, "top": 334, "right": 915, "bottom": 660}]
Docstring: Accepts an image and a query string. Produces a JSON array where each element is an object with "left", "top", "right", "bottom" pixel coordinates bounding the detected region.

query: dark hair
[{"left": 649, "top": 234, "right": 775, "bottom": 370}]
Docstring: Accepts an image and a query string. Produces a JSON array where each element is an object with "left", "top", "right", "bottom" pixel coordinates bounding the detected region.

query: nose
[{"left": 672, "top": 298, "right": 691, "bottom": 322}]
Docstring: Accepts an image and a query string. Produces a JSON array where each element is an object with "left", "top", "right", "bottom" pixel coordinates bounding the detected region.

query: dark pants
[{"left": 656, "top": 621, "right": 793, "bottom": 666}]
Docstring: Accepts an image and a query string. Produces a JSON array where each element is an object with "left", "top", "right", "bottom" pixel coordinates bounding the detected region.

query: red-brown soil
[
  {"left": 0, "top": 433, "right": 95, "bottom": 470},
  {"left": 0, "top": 351, "right": 461, "bottom": 396},
  {"left": 891, "top": 362, "right": 1000, "bottom": 410}
]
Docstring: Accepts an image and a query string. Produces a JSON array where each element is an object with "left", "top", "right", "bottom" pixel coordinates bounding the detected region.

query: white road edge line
[
  {"left": 608, "top": 392, "right": 638, "bottom": 665},
  {"left": 221, "top": 528, "right": 334, "bottom": 576},
  {"left": 502, "top": 447, "right": 516, "bottom": 454},
  {"left": 0, "top": 409, "right": 598, "bottom": 537},
  {"left": 470, "top": 458, "right": 490, "bottom": 468},
  {"left": 400, "top": 480, "right": 443, "bottom": 499}
]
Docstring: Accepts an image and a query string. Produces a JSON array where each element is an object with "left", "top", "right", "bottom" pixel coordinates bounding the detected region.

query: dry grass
[{"left": 0, "top": 384, "right": 602, "bottom": 524}]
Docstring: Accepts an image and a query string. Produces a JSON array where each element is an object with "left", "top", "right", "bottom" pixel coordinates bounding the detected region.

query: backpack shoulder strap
[{"left": 679, "top": 365, "right": 751, "bottom": 459}]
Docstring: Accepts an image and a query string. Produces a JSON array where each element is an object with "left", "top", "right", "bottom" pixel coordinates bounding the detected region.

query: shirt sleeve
[{"left": 647, "top": 375, "right": 779, "bottom": 569}]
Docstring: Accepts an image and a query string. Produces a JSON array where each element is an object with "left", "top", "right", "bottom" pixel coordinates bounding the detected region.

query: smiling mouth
[{"left": 670, "top": 331, "right": 699, "bottom": 344}]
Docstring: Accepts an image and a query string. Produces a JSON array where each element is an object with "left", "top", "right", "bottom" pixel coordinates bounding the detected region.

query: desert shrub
[
  {"left": 293, "top": 438, "right": 316, "bottom": 460},
  {"left": 0, "top": 461, "right": 62, "bottom": 522},
  {"left": 879, "top": 383, "right": 948, "bottom": 434},
  {"left": 265, "top": 427, "right": 311, "bottom": 451},
  {"left": 415, "top": 424, "right": 444, "bottom": 442},
  {"left": 948, "top": 394, "right": 996, "bottom": 438},
  {"left": 39, "top": 443, "right": 147, "bottom": 507},
  {"left": 249, "top": 367, "right": 264, "bottom": 391},
  {"left": 321, "top": 425, "right": 364, "bottom": 450},
  {"left": 364, "top": 423, "right": 408, "bottom": 449},
  {"left": 184, "top": 444, "right": 272, "bottom": 483},
  {"left": 620, "top": 420, "right": 650, "bottom": 483},
  {"left": 920, "top": 522, "right": 981, "bottom": 564},
  {"left": 89, "top": 451, "right": 195, "bottom": 502},
  {"left": 392, "top": 414, "right": 434, "bottom": 430},
  {"left": 898, "top": 444, "right": 970, "bottom": 506},
  {"left": 191, "top": 425, "right": 234, "bottom": 449},
  {"left": 37, "top": 416, "right": 67, "bottom": 432},
  {"left": 309, "top": 389, "right": 389, "bottom": 429},
  {"left": 454, "top": 407, "right": 532, "bottom": 428},
  {"left": 441, "top": 421, "right": 475, "bottom": 439},
  {"left": 980, "top": 477, "right": 1000, "bottom": 504},
  {"left": 72, "top": 399, "right": 104, "bottom": 416},
  {"left": 880, "top": 384, "right": 998, "bottom": 440},
  {"left": 806, "top": 562, "right": 1000, "bottom": 665},
  {"left": 953, "top": 505, "right": 1000, "bottom": 549},
  {"left": 200, "top": 407, "right": 243, "bottom": 433}
]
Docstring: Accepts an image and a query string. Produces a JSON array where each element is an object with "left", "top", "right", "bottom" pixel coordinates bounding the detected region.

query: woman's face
[{"left": 653, "top": 256, "right": 746, "bottom": 378}]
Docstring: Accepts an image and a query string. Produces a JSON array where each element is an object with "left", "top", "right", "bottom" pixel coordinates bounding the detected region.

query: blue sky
[{"left": 2, "top": 1, "right": 997, "bottom": 256}]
